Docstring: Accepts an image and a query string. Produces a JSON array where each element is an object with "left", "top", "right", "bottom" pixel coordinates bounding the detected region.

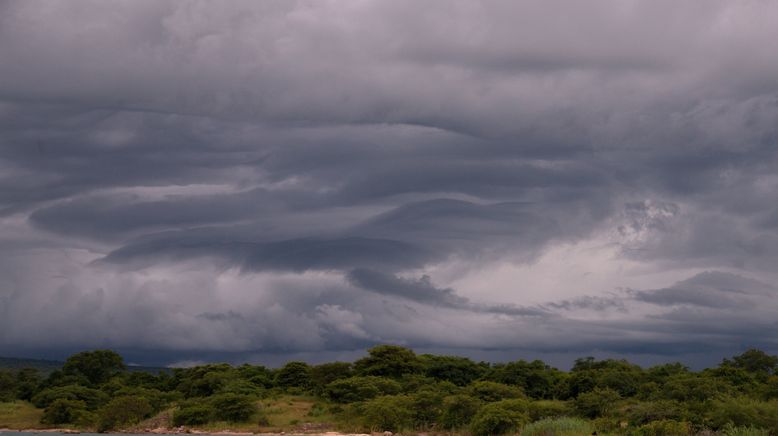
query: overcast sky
[{"left": 2, "top": 0, "right": 778, "bottom": 369}]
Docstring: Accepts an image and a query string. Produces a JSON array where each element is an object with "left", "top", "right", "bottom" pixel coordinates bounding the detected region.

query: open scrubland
[{"left": 2, "top": 347, "right": 778, "bottom": 435}]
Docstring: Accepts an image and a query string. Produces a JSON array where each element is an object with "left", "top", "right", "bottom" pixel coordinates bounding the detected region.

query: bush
[
  {"left": 325, "top": 376, "right": 401, "bottom": 403},
  {"left": 467, "top": 380, "right": 525, "bottom": 402},
  {"left": 521, "top": 417, "right": 594, "bottom": 436},
  {"left": 359, "top": 394, "right": 415, "bottom": 432},
  {"left": 469, "top": 399, "right": 530, "bottom": 436},
  {"left": 721, "top": 423, "right": 770, "bottom": 436},
  {"left": 32, "top": 385, "right": 109, "bottom": 410},
  {"left": 274, "top": 361, "right": 312, "bottom": 389},
  {"left": 706, "top": 397, "right": 778, "bottom": 432},
  {"left": 624, "top": 400, "right": 688, "bottom": 426},
  {"left": 634, "top": 420, "right": 691, "bottom": 436},
  {"left": 41, "top": 399, "right": 91, "bottom": 425},
  {"left": 97, "top": 395, "right": 152, "bottom": 431},
  {"left": 209, "top": 393, "right": 256, "bottom": 422},
  {"left": 173, "top": 403, "right": 215, "bottom": 426},
  {"left": 438, "top": 394, "right": 482, "bottom": 430},
  {"left": 528, "top": 400, "right": 572, "bottom": 421},
  {"left": 574, "top": 387, "right": 620, "bottom": 418}
]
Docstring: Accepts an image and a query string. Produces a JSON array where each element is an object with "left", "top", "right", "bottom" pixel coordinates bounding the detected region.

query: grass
[
  {"left": 0, "top": 401, "right": 45, "bottom": 430},
  {"left": 521, "top": 417, "right": 595, "bottom": 436},
  {"left": 194, "top": 395, "right": 337, "bottom": 433}
]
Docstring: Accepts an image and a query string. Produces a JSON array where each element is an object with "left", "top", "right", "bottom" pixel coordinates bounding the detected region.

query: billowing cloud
[{"left": 1, "top": 0, "right": 778, "bottom": 367}]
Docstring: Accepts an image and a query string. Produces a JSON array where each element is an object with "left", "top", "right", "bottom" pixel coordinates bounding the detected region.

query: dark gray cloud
[{"left": 2, "top": 0, "right": 778, "bottom": 366}]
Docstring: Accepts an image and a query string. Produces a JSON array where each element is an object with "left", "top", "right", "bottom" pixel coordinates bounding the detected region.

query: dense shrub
[
  {"left": 469, "top": 399, "right": 530, "bottom": 436},
  {"left": 705, "top": 397, "right": 778, "bottom": 432},
  {"left": 634, "top": 419, "right": 691, "bottom": 436},
  {"left": 41, "top": 399, "right": 91, "bottom": 425},
  {"left": 624, "top": 400, "right": 688, "bottom": 426},
  {"left": 97, "top": 395, "right": 153, "bottom": 431},
  {"left": 325, "top": 376, "right": 401, "bottom": 403},
  {"left": 274, "top": 361, "right": 312, "bottom": 389},
  {"left": 32, "top": 385, "right": 109, "bottom": 410},
  {"left": 209, "top": 393, "right": 256, "bottom": 422},
  {"left": 420, "top": 354, "right": 485, "bottom": 386},
  {"left": 521, "top": 417, "right": 594, "bottom": 436},
  {"left": 438, "top": 394, "right": 482, "bottom": 430},
  {"left": 574, "top": 387, "right": 620, "bottom": 418},
  {"left": 528, "top": 399, "right": 572, "bottom": 421},
  {"left": 359, "top": 394, "right": 415, "bottom": 432},
  {"left": 467, "top": 380, "right": 525, "bottom": 402},
  {"left": 173, "top": 402, "right": 215, "bottom": 426}
]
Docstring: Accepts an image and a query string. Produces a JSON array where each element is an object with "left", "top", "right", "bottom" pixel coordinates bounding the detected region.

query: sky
[{"left": 1, "top": 0, "right": 778, "bottom": 369}]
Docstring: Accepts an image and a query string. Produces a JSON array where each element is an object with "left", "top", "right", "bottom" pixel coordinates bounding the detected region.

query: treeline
[{"left": 2, "top": 346, "right": 778, "bottom": 434}]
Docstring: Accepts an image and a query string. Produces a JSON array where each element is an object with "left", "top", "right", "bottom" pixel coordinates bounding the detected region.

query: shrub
[
  {"left": 173, "top": 403, "right": 215, "bottom": 426},
  {"left": 574, "top": 387, "right": 620, "bottom": 418},
  {"left": 706, "top": 397, "right": 778, "bottom": 432},
  {"left": 325, "top": 376, "right": 401, "bottom": 403},
  {"left": 469, "top": 399, "right": 530, "bottom": 436},
  {"left": 359, "top": 394, "right": 415, "bottom": 432},
  {"left": 721, "top": 423, "right": 770, "bottom": 436},
  {"left": 521, "top": 417, "right": 594, "bottom": 436},
  {"left": 528, "top": 400, "right": 572, "bottom": 421},
  {"left": 274, "top": 361, "right": 312, "bottom": 389},
  {"left": 41, "top": 399, "right": 90, "bottom": 425},
  {"left": 467, "top": 380, "right": 525, "bottom": 402},
  {"left": 209, "top": 393, "right": 256, "bottom": 422},
  {"left": 438, "top": 394, "right": 482, "bottom": 430},
  {"left": 634, "top": 420, "right": 691, "bottom": 436},
  {"left": 97, "top": 395, "right": 152, "bottom": 431},
  {"left": 32, "top": 385, "right": 109, "bottom": 410}
]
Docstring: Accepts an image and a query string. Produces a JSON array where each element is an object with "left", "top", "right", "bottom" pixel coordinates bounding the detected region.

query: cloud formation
[{"left": 1, "top": 0, "right": 778, "bottom": 367}]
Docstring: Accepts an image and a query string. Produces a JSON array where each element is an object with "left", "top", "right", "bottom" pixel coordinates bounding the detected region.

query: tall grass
[
  {"left": 521, "top": 417, "right": 594, "bottom": 436},
  {"left": 721, "top": 423, "right": 770, "bottom": 436}
]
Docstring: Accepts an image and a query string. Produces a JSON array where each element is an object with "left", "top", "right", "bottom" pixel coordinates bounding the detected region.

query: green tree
[
  {"left": 209, "top": 393, "right": 256, "bottom": 422},
  {"left": 62, "top": 350, "right": 126, "bottom": 386},
  {"left": 41, "top": 399, "right": 91, "bottom": 425},
  {"left": 467, "top": 380, "right": 525, "bottom": 402},
  {"left": 469, "top": 399, "right": 530, "bottom": 436},
  {"left": 274, "top": 361, "right": 312, "bottom": 389},
  {"left": 325, "top": 376, "right": 401, "bottom": 403},
  {"left": 354, "top": 345, "right": 422, "bottom": 378},
  {"left": 420, "top": 354, "right": 485, "bottom": 386},
  {"left": 97, "top": 395, "right": 153, "bottom": 431},
  {"left": 438, "top": 394, "right": 482, "bottom": 430},
  {"left": 574, "top": 387, "right": 621, "bottom": 418}
]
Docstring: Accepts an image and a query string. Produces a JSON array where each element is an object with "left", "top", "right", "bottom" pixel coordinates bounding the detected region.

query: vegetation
[{"left": 1, "top": 346, "right": 778, "bottom": 434}]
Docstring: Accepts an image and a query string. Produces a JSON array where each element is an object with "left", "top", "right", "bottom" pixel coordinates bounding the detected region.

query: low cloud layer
[{"left": 2, "top": 0, "right": 778, "bottom": 367}]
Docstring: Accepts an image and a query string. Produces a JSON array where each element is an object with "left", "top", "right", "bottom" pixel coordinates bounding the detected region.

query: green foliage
[
  {"left": 310, "top": 362, "right": 353, "bottom": 393},
  {"left": 209, "top": 393, "right": 256, "bottom": 422},
  {"left": 467, "top": 380, "right": 525, "bottom": 402},
  {"left": 62, "top": 350, "right": 125, "bottom": 386},
  {"left": 0, "top": 370, "right": 16, "bottom": 402},
  {"left": 41, "top": 398, "right": 91, "bottom": 425},
  {"left": 359, "top": 394, "right": 415, "bottom": 432},
  {"left": 274, "top": 361, "right": 312, "bottom": 389},
  {"left": 486, "top": 360, "right": 564, "bottom": 399},
  {"left": 420, "top": 354, "right": 485, "bottom": 386},
  {"left": 574, "top": 387, "right": 620, "bottom": 418},
  {"left": 705, "top": 397, "right": 778, "bottom": 432},
  {"left": 521, "top": 417, "right": 594, "bottom": 436},
  {"left": 32, "top": 384, "right": 109, "bottom": 410},
  {"left": 438, "top": 394, "right": 482, "bottom": 429},
  {"left": 354, "top": 345, "right": 422, "bottom": 378},
  {"left": 528, "top": 399, "right": 572, "bottom": 421},
  {"left": 634, "top": 419, "right": 691, "bottom": 436},
  {"left": 96, "top": 395, "right": 152, "bottom": 431},
  {"left": 325, "top": 376, "right": 401, "bottom": 403},
  {"left": 469, "top": 399, "right": 530, "bottom": 436},
  {"left": 173, "top": 401, "right": 215, "bottom": 426},
  {"left": 623, "top": 400, "right": 688, "bottom": 426},
  {"left": 721, "top": 423, "right": 770, "bottom": 436}
]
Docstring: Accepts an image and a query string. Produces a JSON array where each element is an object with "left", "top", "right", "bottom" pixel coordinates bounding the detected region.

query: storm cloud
[{"left": 2, "top": 0, "right": 778, "bottom": 367}]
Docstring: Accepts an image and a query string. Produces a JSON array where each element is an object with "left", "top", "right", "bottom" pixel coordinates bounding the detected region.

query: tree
[
  {"left": 62, "top": 350, "right": 125, "bottom": 385},
  {"left": 726, "top": 349, "right": 778, "bottom": 378},
  {"left": 97, "top": 396, "right": 152, "bottom": 431},
  {"left": 209, "top": 393, "right": 256, "bottom": 422},
  {"left": 274, "top": 361, "right": 312, "bottom": 389},
  {"left": 469, "top": 399, "right": 530, "bottom": 436},
  {"left": 354, "top": 345, "right": 422, "bottom": 378}
]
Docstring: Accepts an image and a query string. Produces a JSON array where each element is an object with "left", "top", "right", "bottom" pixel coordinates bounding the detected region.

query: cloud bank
[{"left": 1, "top": 0, "right": 778, "bottom": 367}]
